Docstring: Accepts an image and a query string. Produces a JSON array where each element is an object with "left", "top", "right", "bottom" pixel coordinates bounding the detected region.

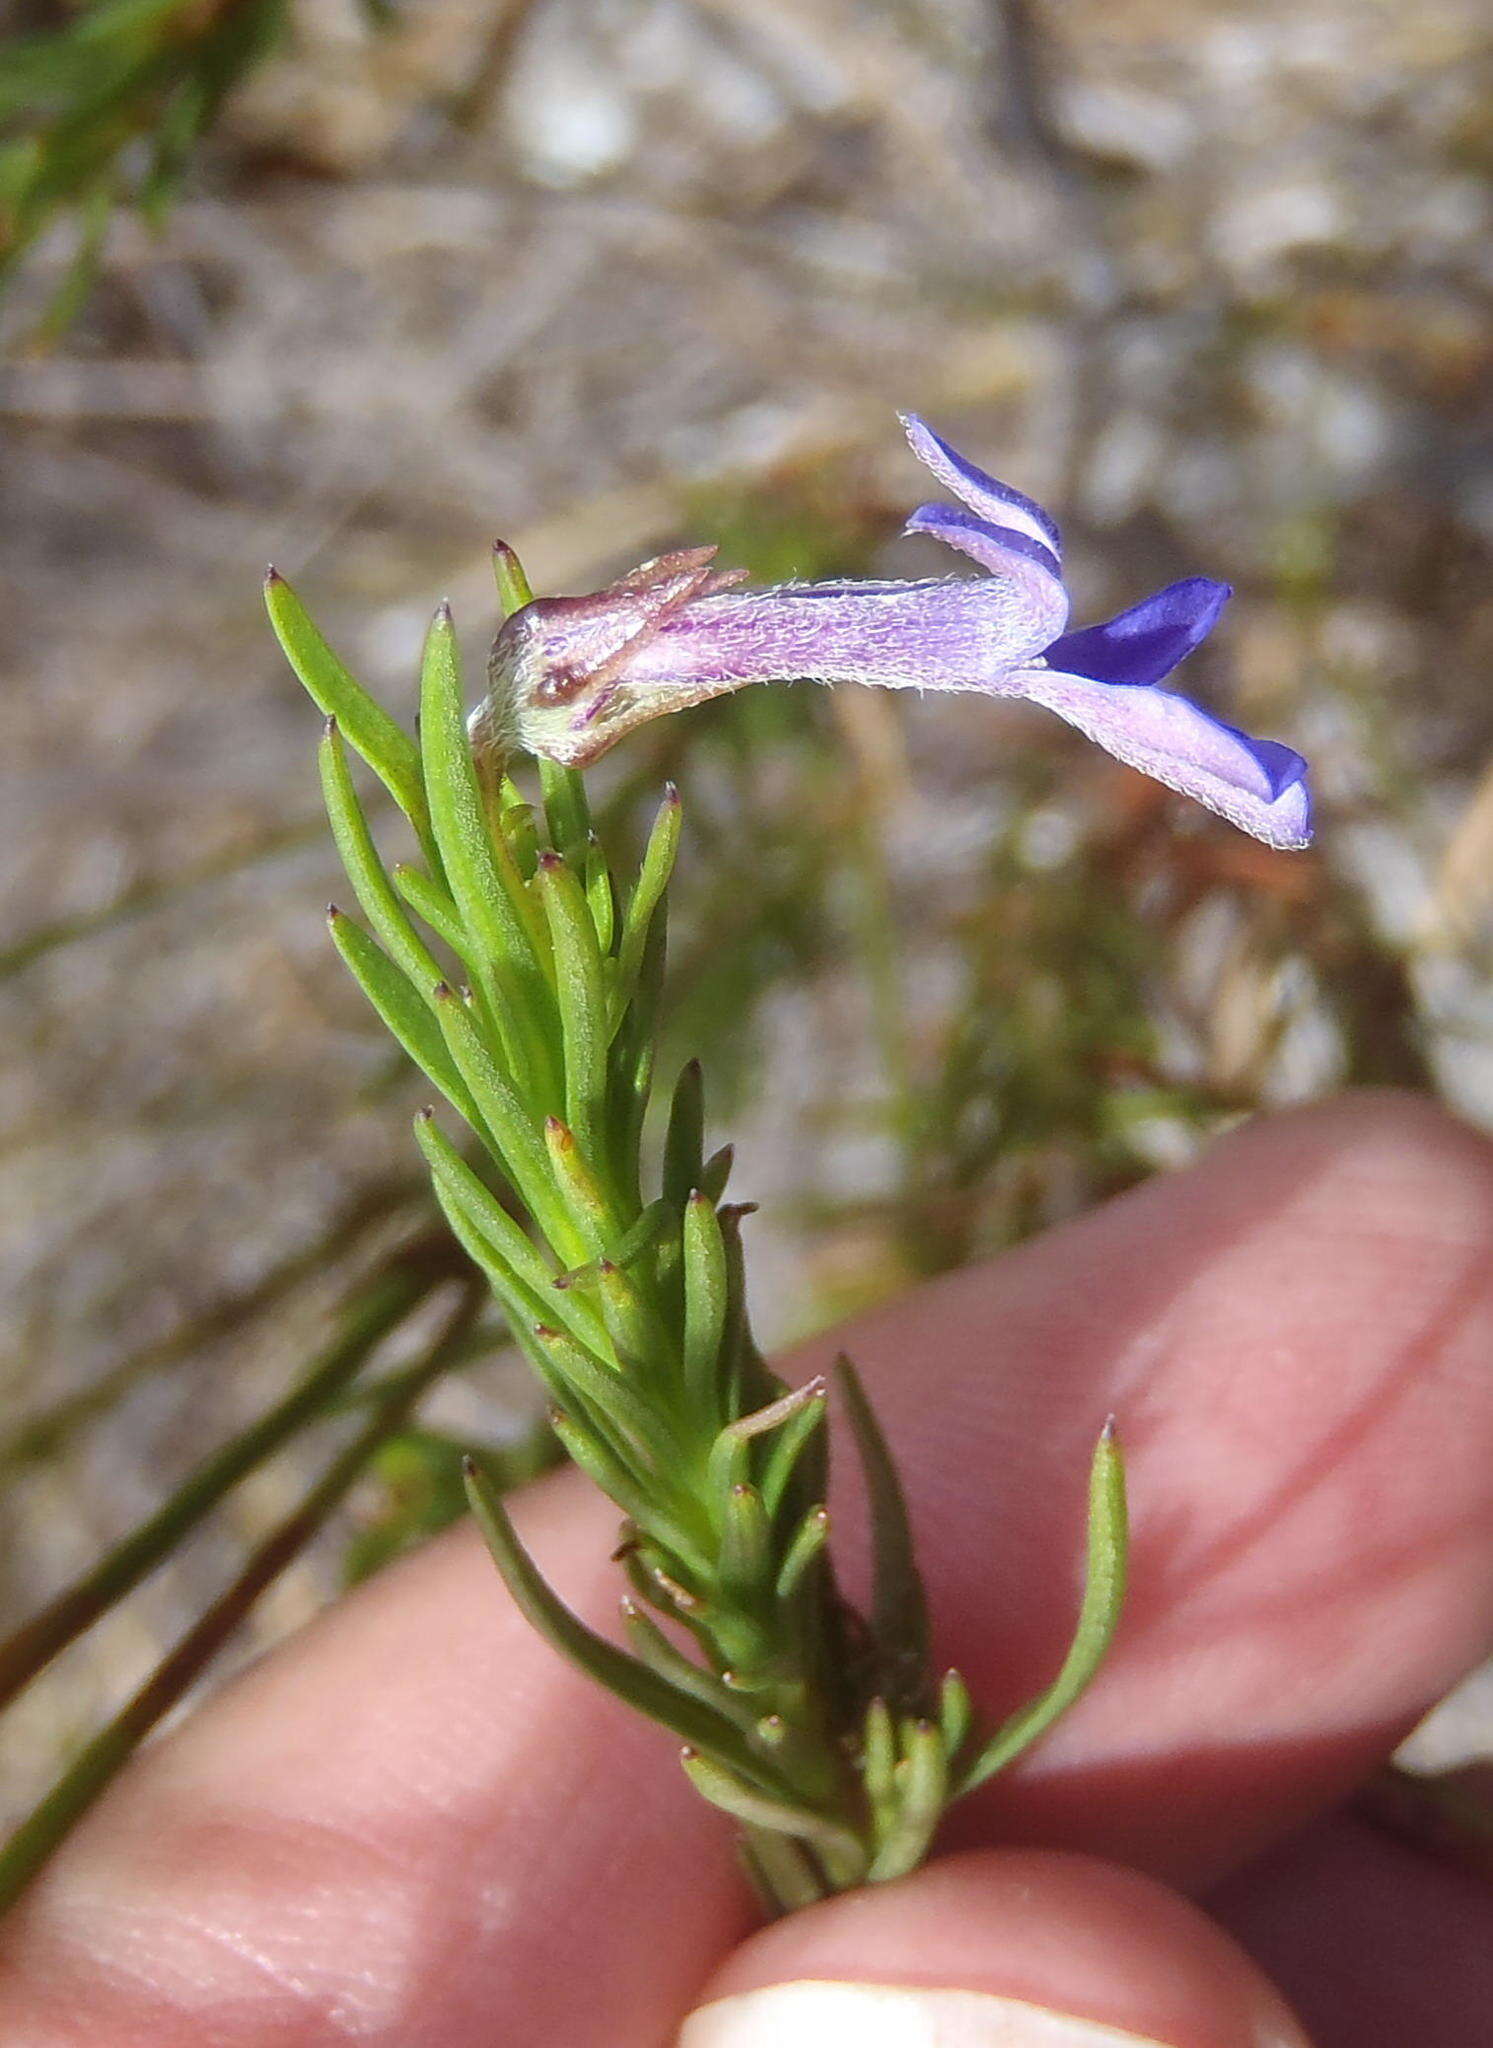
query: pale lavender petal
[
  {"left": 903, "top": 502, "right": 1062, "bottom": 582},
  {"left": 900, "top": 413, "right": 1062, "bottom": 560},
  {"left": 1044, "top": 578, "right": 1230, "bottom": 688},
  {"left": 902, "top": 502, "right": 1068, "bottom": 646},
  {"left": 637, "top": 574, "right": 1063, "bottom": 692},
  {"left": 1010, "top": 663, "right": 1312, "bottom": 848}
]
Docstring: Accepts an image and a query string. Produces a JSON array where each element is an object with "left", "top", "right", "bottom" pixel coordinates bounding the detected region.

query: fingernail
[{"left": 678, "top": 1981, "right": 1186, "bottom": 2046}]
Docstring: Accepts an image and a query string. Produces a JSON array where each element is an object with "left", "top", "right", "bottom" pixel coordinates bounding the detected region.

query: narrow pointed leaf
[
  {"left": 861, "top": 1696, "right": 897, "bottom": 1819},
  {"left": 719, "top": 1483, "right": 771, "bottom": 1600},
  {"left": 328, "top": 911, "right": 477, "bottom": 1127},
  {"left": 866, "top": 1720, "right": 947, "bottom": 1882},
  {"left": 938, "top": 1668, "right": 974, "bottom": 1765},
  {"left": 620, "top": 1597, "right": 754, "bottom": 1728},
  {"left": 707, "top": 1378, "right": 825, "bottom": 1505},
  {"left": 462, "top": 1460, "right": 787, "bottom": 1793},
  {"left": 429, "top": 984, "right": 572, "bottom": 1255},
  {"left": 680, "top": 1750, "right": 865, "bottom": 1883},
  {"left": 758, "top": 1381, "right": 829, "bottom": 1520},
  {"left": 663, "top": 1059, "right": 704, "bottom": 1211},
  {"left": 392, "top": 862, "right": 466, "bottom": 954},
  {"left": 738, "top": 1826, "right": 827, "bottom": 1914},
  {"left": 682, "top": 1191, "right": 728, "bottom": 1421},
  {"left": 492, "top": 539, "right": 535, "bottom": 618},
  {"left": 582, "top": 836, "right": 616, "bottom": 954},
  {"left": 412, "top": 1113, "right": 606, "bottom": 1354},
  {"left": 836, "top": 1354, "right": 932, "bottom": 1713},
  {"left": 419, "top": 605, "right": 557, "bottom": 1092},
  {"left": 698, "top": 1142, "right": 734, "bottom": 1204},
  {"left": 320, "top": 721, "right": 444, "bottom": 998},
  {"left": 537, "top": 756, "right": 592, "bottom": 861},
  {"left": 549, "top": 1411, "right": 708, "bottom": 1575},
  {"left": 958, "top": 1422, "right": 1127, "bottom": 1794},
  {"left": 544, "top": 1117, "right": 614, "bottom": 1257},
  {"left": 775, "top": 1504, "right": 830, "bottom": 1601},
  {"left": 614, "top": 784, "right": 681, "bottom": 1024},
  {"left": 592, "top": 1259, "right": 672, "bottom": 1375},
  {"left": 266, "top": 572, "right": 426, "bottom": 836},
  {"left": 536, "top": 853, "right": 610, "bottom": 1165}
]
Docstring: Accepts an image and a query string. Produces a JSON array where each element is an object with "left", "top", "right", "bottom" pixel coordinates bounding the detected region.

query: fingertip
[{"left": 680, "top": 1850, "right": 1310, "bottom": 2047}]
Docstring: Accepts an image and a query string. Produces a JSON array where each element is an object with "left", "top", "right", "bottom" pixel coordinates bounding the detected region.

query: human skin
[{"left": 0, "top": 1092, "right": 1490, "bottom": 2045}]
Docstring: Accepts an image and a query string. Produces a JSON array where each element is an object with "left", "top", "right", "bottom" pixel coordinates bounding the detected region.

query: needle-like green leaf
[
  {"left": 663, "top": 1059, "right": 705, "bottom": 1211},
  {"left": 392, "top": 862, "right": 467, "bottom": 955},
  {"left": 613, "top": 785, "right": 681, "bottom": 1027},
  {"left": 491, "top": 539, "right": 535, "bottom": 619},
  {"left": 412, "top": 1112, "right": 603, "bottom": 1353},
  {"left": 680, "top": 1750, "right": 865, "bottom": 1886},
  {"left": 957, "top": 1421, "right": 1127, "bottom": 1793},
  {"left": 462, "top": 1460, "right": 789, "bottom": 1795},
  {"left": 866, "top": 1719, "right": 947, "bottom": 1882},
  {"left": 320, "top": 720, "right": 444, "bottom": 998},
  {"left": 836, "top": 1355, "right": 932, "bottom": 1715},
  {"left": 327, "top": 910, "right": 478, "bottom": 1129},
  {"left": 429, "top": 984, "right": 571, "bottom": 1253},
  {"left": 535, "top": 853, "right": 610, "bottom": 1167},
  {"left": 682, "top": 1191, "right": 728, "bottom": 1421},
  {"left": 265, "top": 572, "right": 427, "bottom": 839},
  {"left": 536, "top": 756, "right": 592, "bottom": 863},
  {"left": 419, "top": 604, "right": 557, "bottom": 1094}
]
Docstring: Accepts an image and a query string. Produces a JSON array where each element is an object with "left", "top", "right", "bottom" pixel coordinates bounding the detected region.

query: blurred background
[{"left": 1, "top": 0, "right": 1490, "bottom": 1876}]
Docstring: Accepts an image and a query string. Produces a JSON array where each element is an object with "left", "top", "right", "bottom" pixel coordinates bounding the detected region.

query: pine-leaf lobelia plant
[{"left": 268, "top": 415, "right": 1310, "bottom": 1913}]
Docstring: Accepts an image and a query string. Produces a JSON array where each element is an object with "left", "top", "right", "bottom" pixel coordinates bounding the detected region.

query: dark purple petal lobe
[
  {"left": 1043, "top": 578, "right": 1232, "bottom": 689},
  {"left": 901, "top": 413, "right": 1063, "bottom": 558}
]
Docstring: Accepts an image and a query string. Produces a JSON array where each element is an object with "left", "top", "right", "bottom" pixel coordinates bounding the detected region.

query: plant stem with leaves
[{"left": 266, "top": 551, "right": 1127, "bottom": 1913}]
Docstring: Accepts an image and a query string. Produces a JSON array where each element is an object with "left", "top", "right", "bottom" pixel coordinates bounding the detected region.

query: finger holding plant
[{"left": 267, "top": 415, "right": 1307, "bottom": 1913}]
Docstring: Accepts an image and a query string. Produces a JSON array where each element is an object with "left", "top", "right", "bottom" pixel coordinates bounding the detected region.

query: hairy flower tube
[{"left": 474, "top": 414, "right": 1311, "bottom": 850}]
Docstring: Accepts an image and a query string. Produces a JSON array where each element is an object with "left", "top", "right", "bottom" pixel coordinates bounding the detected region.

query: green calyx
[{"left": 271, "top": 549, "right": 1128, "bottom": 1916}]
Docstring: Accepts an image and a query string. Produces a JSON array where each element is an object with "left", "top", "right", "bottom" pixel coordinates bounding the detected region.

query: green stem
[
  {"left": 0, "top": 1281, "right": 484, "bottom": 1915},
  {"left": 0, "top": 1242, "right": 458, "bottom": 1711},
  {"left": 0, "top": 1178, "right": 417, "bottom": 1472}
]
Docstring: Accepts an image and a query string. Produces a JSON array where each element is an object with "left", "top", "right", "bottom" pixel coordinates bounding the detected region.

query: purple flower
[{"left": 476, "top": 415, "right": 1310, "bottom": 849}]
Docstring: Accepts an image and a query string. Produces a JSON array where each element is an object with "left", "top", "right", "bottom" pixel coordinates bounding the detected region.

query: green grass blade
[
  {"left": 957, "top": 1421, "right": 1128, "bottom": 1794},
  {"left": 0, "top": 1254, "right": 444, "bottom": 1712},
  {"left": 0, "top": 1279, "right": 479, "bottom": 1913}
]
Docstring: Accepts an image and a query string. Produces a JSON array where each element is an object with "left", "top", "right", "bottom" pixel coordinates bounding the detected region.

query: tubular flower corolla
[{"left": 474, "top": 415, "right": 1310, "bottom": 849}]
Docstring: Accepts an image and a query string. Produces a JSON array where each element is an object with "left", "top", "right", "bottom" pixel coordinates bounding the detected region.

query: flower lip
[
  {"left": 905, "top": 501, "right": 1063, "bottom": 582},
  {"left": 900, "top": 411, "right": 1063, "bottom": 557}
]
